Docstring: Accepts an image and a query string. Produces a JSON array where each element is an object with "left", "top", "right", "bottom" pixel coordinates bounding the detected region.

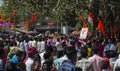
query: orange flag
[
  {"left": 25, "top": 19, "right": 29, "bottom": 29},
  {"left": 13, "top": 9, "right": 16, "bottom": 18},
  {"left": 96, "top": 18, "right": 105, "bottom": 34},
  {"left": 8, "top": 17, "right": 11, "bottom": 23},
  {"left": 79, "top": 15, "right": 85, "bottom": 21},
  {"left": 30, "top": 13, "right": 36, "bottom": 22},
  {"left": 1, "top": 14, "right": 4, "bottom": 22}
]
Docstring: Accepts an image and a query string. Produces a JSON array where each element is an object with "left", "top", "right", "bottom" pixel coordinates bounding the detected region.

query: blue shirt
[{"left": 58, "top": 60, "right": 76, "bottom": 71}]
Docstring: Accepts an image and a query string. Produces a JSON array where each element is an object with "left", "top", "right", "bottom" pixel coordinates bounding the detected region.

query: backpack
[{"left": 0, "top": 59, "right": 4, "bottom": 71}]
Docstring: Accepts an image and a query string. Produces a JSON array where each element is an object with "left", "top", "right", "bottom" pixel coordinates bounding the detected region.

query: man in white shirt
[{"left": 25, "top": 48, "right": 38, "bottom": 71}]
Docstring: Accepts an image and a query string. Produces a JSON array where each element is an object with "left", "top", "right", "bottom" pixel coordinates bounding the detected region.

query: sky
[{"left": 0, "top": 0, "right": 3, "bottom": 6}]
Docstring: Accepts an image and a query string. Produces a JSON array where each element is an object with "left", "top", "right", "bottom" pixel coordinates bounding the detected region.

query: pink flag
[{"left": 88, "top": 12, "right": 93, "bottom": 26}]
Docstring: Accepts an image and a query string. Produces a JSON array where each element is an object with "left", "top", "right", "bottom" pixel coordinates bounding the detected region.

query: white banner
[{"left": 80, "top": 28, "right": 88, "bottom": 39}]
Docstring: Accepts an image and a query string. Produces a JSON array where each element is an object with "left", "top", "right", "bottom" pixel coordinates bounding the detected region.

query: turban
[{"left": 27, "top": 48, "right": 37, "bottom": 56}]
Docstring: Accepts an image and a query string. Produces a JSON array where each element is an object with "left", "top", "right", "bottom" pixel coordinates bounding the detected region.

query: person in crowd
[
  {"left": 99, "top": 57, "right": 111, "bottom": 71},
  {"left": 89, "top": 46, "right": 102, "bottom": 71},
  {"left": 99, "top": 59, "right": 109, "bottom": 71},
  {"left": 76, "top": 47, "right": 93, "bottom": 71},
  {"left": 24, "top": 48, "right": 38, "bottom": 71},
  {"left": 104, "top": 38, "right": 116, "bottom": 58},
  {"left": 55, "top": 38, "right": 63, "bottom": 51},
  {"left": 96, "top": 40, "right": 104, "bottom": 57},
  {"left": 32, "top": 37, "right": 37, "bottom": 47},
  {"left": 11, "top": 50, "right": 24, "bottom": 65},
  {"left": 52, "top": 49, "right": 64, "bottom": 70},
  {"left": 31, "top": 54, "right": 41, "bottom": 71},
  {"left": 0, "top": 40, "right": 7, "bottom": 64},
  {"left": 58, "top": 47, "right": 80, "bottom": 71},
  {"left": 28, "top": 37, "right": 33, "bottom": 47},
  {"left": 37, "top": 37, "right": 45, "bottom": 53},
  {"left": 39, "top": 45, "right": 53, "bottom": 66},
  {"left": 5, "top": 61, "right": 17, "bottom": 71},
  {"left": 41, "top": 51, "right": 53, "bottom": 71},
  {"left": 19, "top": 38, "right": 25, "bottom": 51}
]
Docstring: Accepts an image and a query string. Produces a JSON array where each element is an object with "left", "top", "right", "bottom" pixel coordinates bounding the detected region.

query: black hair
[
  {"left": 5, "top": 61, "right": 17, "bottom": 71},
  {"left": 57, "top": 50, "right": 64, "bottom": 58},
  {"left": 33, "top": 54, "right": 41, "bottom": 63},
  {"left": 0, "top": 47, "right": 4, "bottom": 59},
  {"left": 45, "top": 46, "right": 53, "bottom": 53},
  {"left": 80, "top": 47, "right": 88, "bottom": 58},
  {"left": 66, "top": 48, "right": 77, "bottom": 59},
  {"left": 43, "top": 52, "right": 51, "bottom": 60},
  {"left": 0, "top": 40, "right": 4, "bottom": 48},
  {"left": 15, "top": 50, "right": 24, "bottom": 56},
  {"left": 99, "top": 60, "right": 108, "bottom": 70},
  {"left": 92, "top": 46, "right": 99, "bottom": 54}
]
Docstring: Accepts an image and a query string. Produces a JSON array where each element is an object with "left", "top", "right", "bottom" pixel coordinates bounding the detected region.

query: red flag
[
  {"left": 96, "top": 18, "right": 105, "bottom": 34},
  {"left": 79, "top": 15, "right": 84, "bottom": 21},
  {"left": 25, "top": 19, "right": 29, "bottom": 29},
  {"left": 30, "top": 13, "right": 36, "bottom": 22},
  {"left": 13, "top": 9, "right": 16, "bottom": 18}
]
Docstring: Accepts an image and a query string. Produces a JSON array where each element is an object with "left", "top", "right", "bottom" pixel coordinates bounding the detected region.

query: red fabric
[
  {"left": 89, "top": 12, "right": 93, "bottom": 21},
  {"left": 96, "top": 18, "right": 105, "bottom": 34},
  {"left": 24, "top": 58, "right": 28, "bottom": 63},
  {"left": 82, "top": 21, "right": 87, "bottom": 28},
  {"left": 30, "top": 13, "right": 36, "bottom": 22},
  {"left": 101, "top": 58, "right": 111, "bottom": 71},
  {"left": 97, "top": 44, "right": 104, "bottom": 57},
  {"left": 27, "top": 48, "right": 37, "bottom": 56},
  {"left": 2, "top": 48, "right": 7, "bottom": 63}
]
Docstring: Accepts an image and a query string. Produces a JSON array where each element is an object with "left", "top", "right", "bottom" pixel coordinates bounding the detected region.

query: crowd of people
[{"left": 0, "top": 32, "right": 120, "bottom": 71}]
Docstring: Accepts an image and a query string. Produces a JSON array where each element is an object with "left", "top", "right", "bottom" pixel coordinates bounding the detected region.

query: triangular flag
[
  {"left": 25, "top": 19, "right": 29, "bottom": 29},
  {"left": 8, "top": 17, "right": 11, "bottom": 23},
  {"left": 96, "top": 18, "right": 105, "bottom": 34},
  {"left": 1, "top": 14, "right": 4, "bottom": 22},
  {"left": 79, "top": 15, "right": 84, "bottom": 21},
  {"left": 30, "top": 13, "right": 36, "bottom": 22},
  {"left": 88, "top": 12, "right": 93, "bottom": 26}
]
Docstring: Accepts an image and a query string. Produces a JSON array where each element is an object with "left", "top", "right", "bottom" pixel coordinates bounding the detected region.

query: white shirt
[
  {"left": 76, "top": 58, "right": 93, "bottom": 71},
  {"left": 32, "top": 40, "right": 37, "bottom": 47},
  {"left": 59, "top": 55, "right": 68, "bottom": 65},
  {"left": 39, "top": 51, "right": 45, "bottom": 63},
  {"left": 55, "top": 42, "right": 62, "bottom": 51},
  {"left": 25, "top": 58, "right": 34, "bottom": 71},
  {"left": 28, "top": 40, "right": 32, "bottom": 47}
]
